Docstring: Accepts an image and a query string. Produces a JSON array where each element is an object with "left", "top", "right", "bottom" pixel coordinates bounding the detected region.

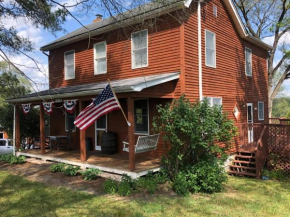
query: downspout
[
  {"left": 198, "top": 0, "right": 203, "bottom": 101},
  {"left": 13, "top": 104, "right": 16, "bottom": 156}
]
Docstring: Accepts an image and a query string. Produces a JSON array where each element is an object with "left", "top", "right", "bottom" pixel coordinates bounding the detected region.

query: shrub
[
  {"left": 264, "top": 169, "right": 289, "bottom": 181},
  {"left": 9, "top": 156, "right": 26, "bottom": 164},
  {"left": 82, "top": 168, "right": 101, "bottom": 180},
  {"left": 63, "top": 165, "right": 80, "bottom": 176},
  {"left": 121, "top": 174, "right": 136, "bottom": 188},
  {"left": 103, "top": 179, "right": 118, "bottom": 195},
  {"left": 50, "top": 163, "right": 66, "bottom": 173},
  {"left": 0, "top": 154, "right": 26, "bottom": 164},
  {"left": 118, "top": 180, "right": 132, "bottom": 196},
  {"left": 136, "top": 177, "right": 157, "bottom": 194},
  {"left": 153, "top": 96, "right": 235, "bottom": 195}
]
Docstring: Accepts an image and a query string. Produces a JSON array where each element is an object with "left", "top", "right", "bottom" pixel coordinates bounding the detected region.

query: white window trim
[
  {"left": 213, "top": 5, "right": 218, "bottom": 17},
  {"left": 247, "top": 103, "right": 253, "bottom": 123},
  {"left": 65, "top": 111, "right": 76, "bottom": 132},
  {"left": 205, "top": 30, "right": 216, "bottom": 68},
  {"left": 64, "top": 50, "right": 75, "bottom": 80},
  {"left": 258, "top": 101, "right": 264, "bottom": 121},
  {"left": 245, "top": 47, "right": 252, "bottom": 77},
  {"left": 203, "top": 96, "right": 222, "bottom": 106},
  {"left": 131, "top": 29, "right": 149, "bottom": 69},
  {"left": 94, "top": 41, "right": 107, "bottom": 75},
  {"left": 134, "top": 98, "right": 149, "bottom": 135}
]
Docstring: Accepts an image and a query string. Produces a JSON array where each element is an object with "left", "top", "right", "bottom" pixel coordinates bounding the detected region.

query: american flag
[{"left": 74, "top": 84, "right": 120, "bottom": 130}]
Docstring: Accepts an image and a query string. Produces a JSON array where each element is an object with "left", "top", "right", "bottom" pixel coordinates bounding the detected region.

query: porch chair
[
  {"left": 58, "top": 129, "right": 72, "bottom": 151},
  {"left": 123, "top": 134, "right": 160, "bottom": 154}
]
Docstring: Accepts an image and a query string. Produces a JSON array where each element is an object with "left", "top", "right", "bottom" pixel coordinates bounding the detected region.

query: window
[
  {"left": 134, "top": 99, "right": 149, "bottom": 134},
  {"left": 0, "top": 133, "right": 3, "bottom": 139},
  {"left": 245, "top": 47, "right": 252, "bottom": 76},
  {"left": 233, "top": 104, "right": 240, "bottom": 121},
  {"left": 203, "top": 97, "right": 222, "bottom": 107},
  {"left": 64, "top": 50, "right": 75, "bottom": 80},
  {"left": 258, "top": 101, "right": 264, "bottom": 121},
  {"left": 205, "top": 30, "right": 216, "bottom": 67},
  {"left": 132, "top": 30, "right": 148, "bottom": 69},
  {"left": 213, "top": 5, "right": 217, "bottom": 17},
  {"left": 94, "top": 41, "right": 107, "bottom": 74},
  {"left": 65, "top": 112, "right": 76, "bottom": 132},
  {"left": 0, "top": 140, "right": 5, "bottom": 146}
]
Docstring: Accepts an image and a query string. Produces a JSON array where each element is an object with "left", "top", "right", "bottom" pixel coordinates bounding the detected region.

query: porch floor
[{"left": 17, "top": 149, "right": 161, "bottom": 178}]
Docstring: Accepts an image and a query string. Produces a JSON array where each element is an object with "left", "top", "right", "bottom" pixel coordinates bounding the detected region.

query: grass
[{"left": 0, "top": 171, "right": 290, "bottom": 217}]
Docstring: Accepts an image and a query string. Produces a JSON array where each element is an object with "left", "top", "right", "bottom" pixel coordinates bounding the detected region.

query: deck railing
[
  {"left": 269, "top": 118, "right": 290, "bottom": 125},
  {"left": 239, "top": 123, "right": 265, "bottom": 149},
  {"left": 255, "top": 125, "right": 268, "bottom": 178}
]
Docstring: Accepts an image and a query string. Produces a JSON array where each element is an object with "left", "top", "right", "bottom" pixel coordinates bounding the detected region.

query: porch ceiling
[{"left": 6, "top": 72, "right": 180, "bottom": 103}]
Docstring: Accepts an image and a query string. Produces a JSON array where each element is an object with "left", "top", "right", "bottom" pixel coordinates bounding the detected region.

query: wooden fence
[{"left": 267, "top": 124, "right": 290, "bottom": 172}]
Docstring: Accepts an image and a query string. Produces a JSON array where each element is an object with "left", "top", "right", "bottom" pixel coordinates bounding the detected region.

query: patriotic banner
[
  {"left": 63, "top": 99, "right": 78, "bottom": 113},
  {"left": 74, "top": 84, "right": 120, "bottom": 130},
  {"left": 43, "top": 102, "right": 54, "bottom": 114},
  {"left": 21, "top": 104, "right": 31, "bottom": 115}
]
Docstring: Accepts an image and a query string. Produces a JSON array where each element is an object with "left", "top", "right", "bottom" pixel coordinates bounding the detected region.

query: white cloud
[{"left": 262, "top": 32, "right": 290, "bottom": 46}]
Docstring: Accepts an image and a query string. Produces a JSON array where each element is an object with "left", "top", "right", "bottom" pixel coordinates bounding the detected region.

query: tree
[
  {"left": 233, "top": 0, "right": 290, "bottom": 117},
  {"left": 0, "top": 63, "right": 40, "bottom": 140}
]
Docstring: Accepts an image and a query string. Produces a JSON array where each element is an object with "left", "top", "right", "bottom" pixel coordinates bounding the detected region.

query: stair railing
[{"left": 255, "top": 125, "right": 268, "bottom": 178}]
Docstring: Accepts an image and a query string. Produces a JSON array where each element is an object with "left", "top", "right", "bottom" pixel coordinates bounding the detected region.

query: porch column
[
  {"left": 79, "top": 101, "right": 86, "bottom": 161},
  {"left": 40, "top": 103, "right": 45, "bottom": 155},
  {"left": 14, "top": 104, "right": 20, "bottom": 151},
  {"left": 127, "top": 97, "right": 135, "bottom": 171}
]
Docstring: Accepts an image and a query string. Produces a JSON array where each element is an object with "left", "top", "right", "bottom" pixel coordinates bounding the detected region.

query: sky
[{"left": 1, "top": 0, "right": 290, "bottom": 96}]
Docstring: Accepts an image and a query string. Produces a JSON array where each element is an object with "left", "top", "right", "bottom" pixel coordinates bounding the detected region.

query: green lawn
[{"left": 0, "top": 171, "right": 289, "bottom": 217}]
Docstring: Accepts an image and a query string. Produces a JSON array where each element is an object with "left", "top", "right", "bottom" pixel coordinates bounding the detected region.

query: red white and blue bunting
[
  {"left": 43, "top": 102, "right": 54, "bottom": 114},
  {"left": 63, "top": 99, "right": 78, "bottom": 113},
  {"left": 21, "top": 104, "right": 31, "bottom": 115}
]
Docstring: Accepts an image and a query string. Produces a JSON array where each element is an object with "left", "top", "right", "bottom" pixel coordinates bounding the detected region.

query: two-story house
[{"left": 8, "top": 0, "right": 272, "bottom": 177}]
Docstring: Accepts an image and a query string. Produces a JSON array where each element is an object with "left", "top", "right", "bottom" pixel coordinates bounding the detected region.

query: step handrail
[{"left": 255, "top": 125, "right": 268, "bottom": 178}]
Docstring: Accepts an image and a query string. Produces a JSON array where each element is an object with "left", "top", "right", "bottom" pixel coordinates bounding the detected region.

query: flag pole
[{"left": 107, "top": 79, "right": 131, "bottom": 126}]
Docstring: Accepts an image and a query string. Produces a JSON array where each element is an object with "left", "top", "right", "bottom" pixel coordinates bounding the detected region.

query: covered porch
[{"left": 8, "top": 73, "right": 179, "bottom": 175}]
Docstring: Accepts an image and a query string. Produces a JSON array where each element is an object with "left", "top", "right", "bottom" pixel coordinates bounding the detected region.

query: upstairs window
[
  {"left": 245, "top": 47, "right": 252, "bottom": 76},
  {"left": 94, "top": 41, "right": 107, "bottom": 74},
  {"left": 132, "top": 30, "right": 148, "bottom": 69},
  {"left": 213, "top": 5, "right": 218, "bottom": 17},
  {"left": 134, "top": 99, "right": 149, "bottom": 134},
  {"left": 258, "top": 101, "right": 264, "bottom": 121},
  {"left": 64, "top": 50, "right": 75, "bottom": 80},
  {"left": 205, "top": 30, "right": 216, "bottom": 68}
]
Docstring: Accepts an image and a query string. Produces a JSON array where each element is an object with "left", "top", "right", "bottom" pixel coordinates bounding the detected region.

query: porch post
[
  {"left": 79, "top": 101, "right": 86, "bottom": 161},
  {"left": 40, "top": 103, "right": 45, "bottom": 155},
  {"left": 15, "top": 104, "right": 20, "bottom": 151},
  {"left": 127, "top": 97, "right": 135, "bottom": 171}
]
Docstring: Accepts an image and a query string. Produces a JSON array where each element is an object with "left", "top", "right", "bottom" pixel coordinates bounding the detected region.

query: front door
[
  {"left": 95, "top": 115, "right": 107, "bottom": 151},
  {"left": 247, "top": 103, "right": 254, "bottom": 143}
]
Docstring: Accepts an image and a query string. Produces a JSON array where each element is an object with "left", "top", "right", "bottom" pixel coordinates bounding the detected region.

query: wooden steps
[{"left": 228, "top": 150, "right": 257, "bottom": 178}]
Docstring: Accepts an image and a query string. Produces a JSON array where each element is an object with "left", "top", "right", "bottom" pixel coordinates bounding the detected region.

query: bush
[
  {"left": 82, "top": 168, "right": 101, "bottom": 180},
  {"left": 263, "top": 169, "right": 289, "bottom": 181},
  {"left": 153, "top": 96, "right": 235, "bottom": 195},
  {"left": 9, "top": 156, "right": 26, "bottom": 164},
  {"left": 103, "top": 179, "right": 118, "bottom": 195},
  {"left": 136, "top": 176, "right": 157, "bottom": 194},
  {"left": 118, "top": 180, "right": 132, "bottom": 196},
  {"left": 50, "top": 163, "right": 66, "bottom": 173},
  {"left": 0, "top": 154, "right": 26, "bottom": 164},
  {"left": 63, "top": 165, "right": 80, "bottom": 176}
]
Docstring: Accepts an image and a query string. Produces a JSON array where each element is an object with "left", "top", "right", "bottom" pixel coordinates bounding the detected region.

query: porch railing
[
  {"left": 255, "top": 125, "right": 268, "bottom": 178},
  {"left": 239, "top": 123, "right": 265, "bottom": 149}
]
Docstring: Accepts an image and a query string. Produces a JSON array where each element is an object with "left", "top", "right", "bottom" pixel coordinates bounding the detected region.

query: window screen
[
  {"left": 64, "top": 51, "right": 75, "bottom": 79},
  {"left": 94, "top": 42, "right": 107, "bottom": 74},
  {"left": 134, "top": 99, "right": 149, "bottom": 134},
  {"left": 205, "top": 30, "right": 216, "bottom": 67},
  {"left": 132, "top": 30, "right": 148, "bottom": 68}
]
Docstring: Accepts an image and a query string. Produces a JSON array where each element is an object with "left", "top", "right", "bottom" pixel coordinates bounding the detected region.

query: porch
[{"left": 17, "top": 149, "right": 161, "bottom": 178}]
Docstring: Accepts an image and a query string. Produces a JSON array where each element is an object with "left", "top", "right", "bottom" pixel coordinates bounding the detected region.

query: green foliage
[
  {"left": 136, "top": 177, "right": 157, "bottom": 194},
  {"left": 153, "top": 96, "right": 234, "bottom": 195},
  {"left": 117, "top": 180, "right": 132, "bottom": 196},
  {"left": 81, "top": 168, "right": 101, "bottom": 181},
  {"left": 103, "top": 179, "right": 119, "bottom": 195},
  {"left": 272, "top": 97, "right": 290, "bottom": 118},
  {"left": 263, "top": 169, "right": 290, "bottom": 181},
  {"left": 63, "top": 165, "right": 80, "bottom": 176},
  {"left": 153, "top": 96, "right": 236, "bottom": 178},
  {"left": 0, "top": 154, "right": 26, "bottom": 164},
  {"left": 50, "top": 163, "right": 66, "bottom": 173}
]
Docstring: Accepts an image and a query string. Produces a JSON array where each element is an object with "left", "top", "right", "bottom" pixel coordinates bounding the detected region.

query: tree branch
[{"left": 271, "top": 64, "right": 290, "bottom": 100}]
